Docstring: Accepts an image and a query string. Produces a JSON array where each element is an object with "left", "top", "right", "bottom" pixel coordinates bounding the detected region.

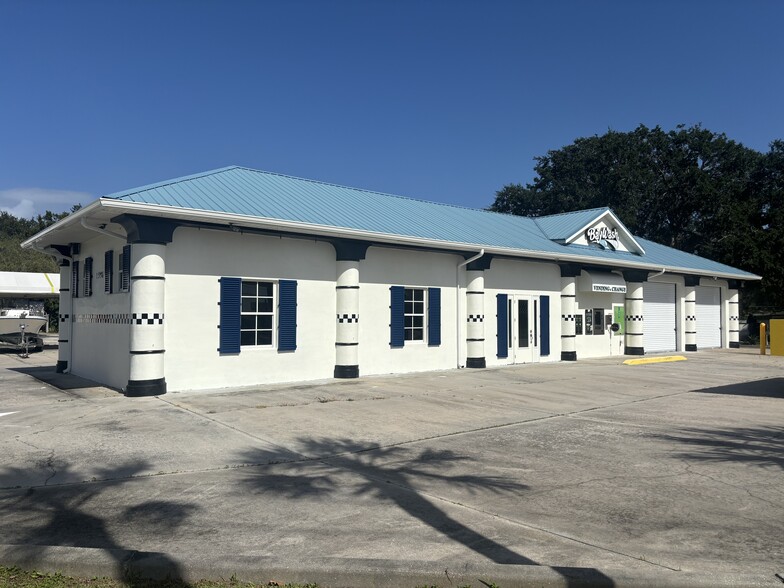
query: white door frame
[{"left": 510, "top": 295, "right": 540, "bottom": 364}]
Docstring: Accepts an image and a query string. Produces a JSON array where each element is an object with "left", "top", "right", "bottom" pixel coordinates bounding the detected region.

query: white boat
[{"left": 0, "top": 308, "right": 47, "bottom": 347}]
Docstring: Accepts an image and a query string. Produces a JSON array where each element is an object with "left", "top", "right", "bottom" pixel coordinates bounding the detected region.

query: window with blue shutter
[
  {"left": 278, "top": 280, "right": 297, "bottom": 352},
  {"left": 72, "top": 260, "right": 80, "bottom": 299},
  {"left": 83, "top": 257, "right": 93, "bottom": 297},
  {"left": 428, "top": 287, "right": 441, "bottom": 346},
  {"left": 219, "top": 277, "right": 241, "bottom": 354},
  {"left": 497, "top": 293, "right": 508, "bottom": 358},
  {"left": 104, "top": 250, "right": 113, "bottom": 294},
  {"left": 390, "top": 286, "right": 405, "bottom": 347},
  {"left": 540, "top": 295, "right": 550, "bottom": 356},
  {"left": 120, "top": 245, "right": 131, "bottom": 292}
]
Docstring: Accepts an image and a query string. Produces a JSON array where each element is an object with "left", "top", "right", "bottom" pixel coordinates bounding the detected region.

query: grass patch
[{"left": 0, "top": 566, "right": 318, "bottom": 588}]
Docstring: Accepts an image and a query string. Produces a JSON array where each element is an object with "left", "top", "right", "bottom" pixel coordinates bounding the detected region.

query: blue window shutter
[
  {"left": 390, "top": 286, "right": 404, "bottom": 347},
  {"left": 72, "top": 261, "right": 80, "bottom": 298},
  {"left": 121, "top": 245, "right": 131, "bottom": 292},
  {"left": 540, "top": 295, "right": 550, "bottom": 356},
  {"left": 219, "top": 277, "right": 241, "bottom": 354},
  {"left": 496, "top": 294, "right": 508, "bottom": 358},
  {"left": 104, "top": 250, "right": 113, "bottom": 294},
  {"left": 428, "top": 287, "right": 441, "bottom": 346},
  {"left": 84, "top": 257, "right": 93, "bottom": 297},
  {"left": 278, "top": 280, "right": 297, "bottom": 352}
]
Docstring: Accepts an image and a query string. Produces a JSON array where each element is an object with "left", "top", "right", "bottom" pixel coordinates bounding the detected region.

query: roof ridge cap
[
  {"left": 106, "top": 166, "right": 241, "bottom": 199},
  {"left": 537, "top": 206, "right": 610, "bottom": 220}
]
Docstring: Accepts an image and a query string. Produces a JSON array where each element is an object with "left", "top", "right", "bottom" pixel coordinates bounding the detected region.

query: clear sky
[{"left": 1, "top": 0, "right": 782, "bottom": 218}]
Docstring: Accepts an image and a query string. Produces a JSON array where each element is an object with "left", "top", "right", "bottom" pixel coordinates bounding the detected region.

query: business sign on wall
[
  {"left": 586, "top": 227, "right": 619, "bottom": 243},
  {"left": 592, "top": 283, "right": 627, "bottom": 293}
]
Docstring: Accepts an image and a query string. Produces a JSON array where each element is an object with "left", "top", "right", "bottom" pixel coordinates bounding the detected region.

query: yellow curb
[{"left": 624, "top": 355, "right": 687, "bottom": 365}]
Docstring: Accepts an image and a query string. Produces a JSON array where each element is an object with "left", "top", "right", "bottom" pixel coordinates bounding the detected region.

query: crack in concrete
[
  {"left": 42, "top": 450, "right": 57, "bottom": 486},
  {"left": 681, "top": 460, "right": 784, "bottom": 511}
]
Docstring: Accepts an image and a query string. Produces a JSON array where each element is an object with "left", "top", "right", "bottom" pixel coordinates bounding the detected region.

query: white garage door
[
  {"left": 696, "top": 286, "right": 722, "bottom": 348},
  {"left": 644, "top": 282, "right": 677, "bottom": 353}
]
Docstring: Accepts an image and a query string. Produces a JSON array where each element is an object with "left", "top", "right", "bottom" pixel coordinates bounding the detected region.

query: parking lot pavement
[{"left": 0, "top": 347, "right": 782, "bottom": 587}]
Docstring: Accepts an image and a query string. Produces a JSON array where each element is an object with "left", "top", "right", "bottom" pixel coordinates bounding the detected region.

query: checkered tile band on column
[
  {"left": 132, "top": 313, "right": 164, "bottom": 325},
  {"left": 626, "top": 315, "right": 644, "bottom": 321},
  {"left": 337, "top": 314, "right": 359, "bottom": 323},
  {"left": 467, "top": 315, "right": 484, "bottom": 322},
  {"left": 561, "top": 314, "right": 575, "bottom": 321}
]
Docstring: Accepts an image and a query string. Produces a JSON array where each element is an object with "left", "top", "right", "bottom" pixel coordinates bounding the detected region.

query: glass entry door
[{"left": 512, "top": 295, "right": 540, "bottom": 364}]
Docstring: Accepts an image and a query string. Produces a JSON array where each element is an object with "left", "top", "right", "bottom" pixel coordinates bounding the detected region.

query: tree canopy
[
  {"left": 0, "top": 207, "right": 80, "bottom": 273},
  {"left": 490, "top": 124, "right": 783, "bottom": 312}
]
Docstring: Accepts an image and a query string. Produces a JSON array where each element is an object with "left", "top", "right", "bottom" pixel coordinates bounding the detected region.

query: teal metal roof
[
  {"left": 104, "top": 166, "right": 758, "bottom": 279},
  {"left": 534, "top": 208, "right": 610, "bottom": 241}
]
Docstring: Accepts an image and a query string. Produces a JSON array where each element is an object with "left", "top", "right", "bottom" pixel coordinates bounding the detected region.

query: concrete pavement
[{"left": 0, "top": 347, "right": 782, "bottom": 587}]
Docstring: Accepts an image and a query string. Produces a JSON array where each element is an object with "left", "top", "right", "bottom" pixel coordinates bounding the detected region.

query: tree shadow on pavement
[
  {"left": 237, "top": 438, "right": 617, "bottom": 586},
  {"left": 0, "top": 459, "right": 198, "bottom": 584},
  {"left": 692, "top": 377, "right": 784, "bottom": 398},
  {"left": 651, "top": 425, "right": 784, "bottom": 470}
]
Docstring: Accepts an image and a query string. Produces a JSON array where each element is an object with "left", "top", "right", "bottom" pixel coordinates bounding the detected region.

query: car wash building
[{"left": 22, "top": 166, "right": 760, "bottom": 396}]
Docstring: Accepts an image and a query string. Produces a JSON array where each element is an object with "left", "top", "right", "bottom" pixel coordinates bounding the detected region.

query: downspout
[
  {"left": 456, "top": 249, "right": 485, "bottom": 368},
  {"left": 29, "top": 242, "right": 73, "bottom": 372},
  {"left": 649, "top": 268, "right": 666, "bottom": 280}
]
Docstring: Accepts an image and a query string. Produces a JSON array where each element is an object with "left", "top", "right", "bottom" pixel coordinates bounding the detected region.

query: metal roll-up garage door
[
  {"left": 644, "top": 282, "right": 677, "bottom": 352},
  {"left": 696, "top": 286, "right": 722, "bottom": 348}
]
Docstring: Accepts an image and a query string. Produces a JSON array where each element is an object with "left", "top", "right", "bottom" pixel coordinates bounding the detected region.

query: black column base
[
  {"left": 466, "top": 357, "right": 486, "bottom": 368},
  {"left": 55, "top": 360, "right": 68, "bottom": 373},
  {"left": 685, "top": 344, "right": 698, "bottom": 352},
  {"left": 626, "top": 346, "right": 645, "bottom": 356},
  {"left": 729, "top": 341, "right": 740, "bottom": 349},
  {"left": 561, "top": 351, "right": 577, "bottom": 361},
  {"left": 125, "top": 378, "right": 167, "bottom": 397},
  {"left": 334, "top": 365, "right": 359, "bottom": 378}
]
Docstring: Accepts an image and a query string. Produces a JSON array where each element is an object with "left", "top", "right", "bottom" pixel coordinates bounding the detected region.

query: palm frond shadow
[
  {"left": 0, "top": 459, "right": 198, "bottom": 584},
  {"left": 651, "top": 426, "right": 784, "bottom": 470},
  {"left": 236, "top": 436, "right": 614, "bottom": 586}
]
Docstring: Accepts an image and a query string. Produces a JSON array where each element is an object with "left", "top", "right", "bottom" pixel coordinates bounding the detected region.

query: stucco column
[
  {"left": 623, "top": 270, "right": 648, "bottom": 356},
  {"left": 560, "top": 265, "right": 580, "bottom": 361},
  {"left": 330, "top": 239, "right": 370, "bottom": 378},
  {"left": 127, "top": 243, "right": 167, "bottom": 396},
  {"left": 728, "top": 282, "right": 740, "bottom": 348},
  {"left": 56, "top": 260, "right": 72, "bottom": 373},
  {"left": 466, "top": 269, "right": 486, "bottom": 368},
  {"left": 335, "top": 260, "right": 360, "bottom": 378},
  {"left": 684, "top": 276, "right": 698, "bottom": 352}
]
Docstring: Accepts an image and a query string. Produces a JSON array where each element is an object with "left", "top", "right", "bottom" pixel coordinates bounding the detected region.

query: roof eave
[
  {"left": 20, "top": 199, "right": 107, "bottom": 249},
  {"left": 79, "top": 200, "right": 758, "bottom": 282}
]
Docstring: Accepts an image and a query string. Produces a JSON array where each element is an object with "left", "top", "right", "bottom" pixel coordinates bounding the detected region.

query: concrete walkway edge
[{"left": 0, "top": 544, "right": 771, "bottom": 588}]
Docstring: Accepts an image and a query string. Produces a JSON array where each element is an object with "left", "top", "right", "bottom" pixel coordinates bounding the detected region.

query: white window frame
[
  {"left": 240, "top": 280, "right": 276, "bottom": 348},
  {"left": 404, "top": 287, "right": 426, "bottom": 343}
]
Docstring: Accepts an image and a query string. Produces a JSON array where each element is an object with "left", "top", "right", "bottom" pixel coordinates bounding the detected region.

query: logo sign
[
  {"left": 586, "top": 227, "right": 619, "bottom": 243},
  {"left": 592, "top": 284, "right": 627, "bottom": 293}
]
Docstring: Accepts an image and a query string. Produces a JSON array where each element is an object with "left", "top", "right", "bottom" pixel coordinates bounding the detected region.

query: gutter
[
  {"left": 456, "top": 249, "right": 485, "bottom": 368},
  {"left": 21, "top": 199, "right": 760, "bottom": 282}
]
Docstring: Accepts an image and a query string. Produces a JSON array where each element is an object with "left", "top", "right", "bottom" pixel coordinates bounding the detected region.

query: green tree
[
  {"left": 0, "top": 205, "right": 82, "bottom": 330},
  {"left": 490, "top": 124, "right": 782, "bottom": 311}
]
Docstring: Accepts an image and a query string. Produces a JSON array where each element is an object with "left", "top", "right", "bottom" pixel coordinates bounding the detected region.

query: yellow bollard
[
  {"left": 771, "top": 319, "right": 784, "bottom": 356},
  {"left": 760, "top": 323, "right": 766, "bottom": 355}
]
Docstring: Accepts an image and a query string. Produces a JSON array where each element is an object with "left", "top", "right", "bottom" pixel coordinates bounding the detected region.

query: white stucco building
[{"left": 22, "top": 166, "right": 759, "bottom": 396}]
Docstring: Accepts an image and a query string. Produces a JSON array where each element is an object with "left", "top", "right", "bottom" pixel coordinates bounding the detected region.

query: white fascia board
[
  {"left": 564, "top": 209, "right": 646, "bottom": 255},
  {"left": 93, "top": 200, "right": 759, "bottom": 282},
  {"left": 20, "top": 200, "right": 105, "bottom": 248}
]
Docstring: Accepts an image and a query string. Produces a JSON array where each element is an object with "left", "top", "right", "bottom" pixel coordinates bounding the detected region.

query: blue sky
[{"left": 1, "top": 0, "right": 782, "bottom": 217}]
